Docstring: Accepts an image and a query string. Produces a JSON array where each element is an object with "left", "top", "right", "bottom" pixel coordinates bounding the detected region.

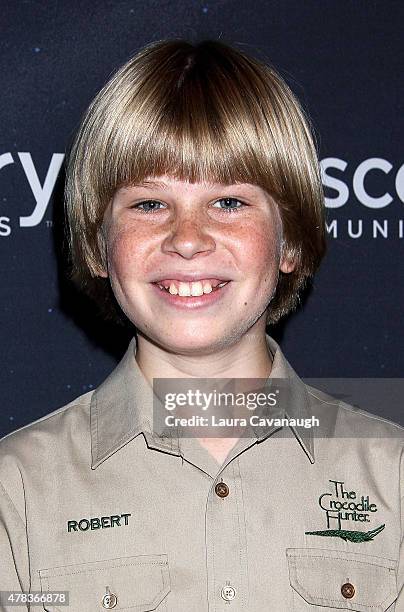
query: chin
[
  {"left": 166, "top": 332, "right": 223, "bottom": 354},
  {"left": 137, "top": 324, "right": 223, "bottom": 354},
  {"left": 147, "top": 321, "right": 251, "bottom": 356}
]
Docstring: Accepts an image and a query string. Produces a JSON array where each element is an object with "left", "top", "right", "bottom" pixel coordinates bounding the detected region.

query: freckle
[{"left": 244, "top": 302, "right": 247, "bottom": 306}]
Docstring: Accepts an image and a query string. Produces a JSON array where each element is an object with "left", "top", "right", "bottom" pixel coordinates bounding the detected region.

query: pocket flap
[
  {"left": 286, "top": 548, "right": 397, "bottom": 612},
  {"left": 39, "top": 554, "right": 170, "bottom": 611}
]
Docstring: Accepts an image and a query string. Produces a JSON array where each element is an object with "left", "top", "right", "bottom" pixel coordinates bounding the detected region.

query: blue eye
[
  {"left": 212, "top": 197, "right": 245, "bottom": 213},
  {"left": 132, "top": 197, "right": 245, "bottom": 214},
  {"left": 133, "top": 200, "right": 165, "bottom": 213}
]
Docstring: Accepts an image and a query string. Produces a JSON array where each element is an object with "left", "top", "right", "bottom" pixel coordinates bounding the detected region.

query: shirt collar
[
  {"left": 90, "top": 334, "right": 314, "bottom": 469},
  {"left": 264, "top": 335, "right": 315, "bottom": 464}
]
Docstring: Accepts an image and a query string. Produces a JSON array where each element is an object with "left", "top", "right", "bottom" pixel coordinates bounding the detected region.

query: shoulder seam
[
  {"left": 308, "top": 387, "right": 404, "bottom": 432},
  {"left": 337, "top": 400, "right": 404, "bottom": 432},
  {"left": 307, "top": 388, "right": 339, "bottom": 407},
  {"left": 0, "top": 478, "right": 25, "bottom": 527},
  {"left": 0, "top": 396, "right": 92, "bottom": 444}
]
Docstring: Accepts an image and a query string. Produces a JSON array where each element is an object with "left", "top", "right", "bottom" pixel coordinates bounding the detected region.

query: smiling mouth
[{"left": 153, "top": 279, "right": 230, "bottom": 297}]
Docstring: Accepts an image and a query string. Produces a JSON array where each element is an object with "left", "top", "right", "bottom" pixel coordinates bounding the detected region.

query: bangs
[{"left": 87, "top": 41, "right": 299, "bottom": 212}]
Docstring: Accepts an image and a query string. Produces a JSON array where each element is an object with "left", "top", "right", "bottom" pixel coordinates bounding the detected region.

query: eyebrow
[
  {"left": 116, "top": 181, "right": 168, "bottom": 195},
  {"left": 118, "top": 181, "right": 266, "bottom": 198},
  {"left": 131, "top": 180, "right": 170, "bottom": 190},
  {"left": 125, "top": 180, "right": 246, "bottom": 191}
]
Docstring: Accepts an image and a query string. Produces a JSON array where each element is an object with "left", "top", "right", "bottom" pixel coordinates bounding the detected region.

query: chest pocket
[
  {"left": 286, "top": 548, "right": 397, "bottom": 611},
  {"left": 38, "top": 554, "right": 170, "bottom": 612}
]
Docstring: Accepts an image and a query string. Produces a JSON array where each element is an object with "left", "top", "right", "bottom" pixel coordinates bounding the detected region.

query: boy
[{"left": 1, "top": 39, "right": 403, "bottom": 611}]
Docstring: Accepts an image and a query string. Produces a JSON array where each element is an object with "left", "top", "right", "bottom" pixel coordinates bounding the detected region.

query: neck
[{"left": 134, "top": 327, "right": 273, "bottom": 383}]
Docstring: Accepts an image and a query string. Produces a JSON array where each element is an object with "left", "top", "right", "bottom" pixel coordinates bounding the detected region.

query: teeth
[
  {"left": 177, "top": 281, "right": 205, "bottom": 296},
  {"left": 157, "top": 280, "right": 229, "bottom": 297},
  {"left": 191, "top": 281, "right": 204, "bottom": 296},
  {"left": 178, "top": 282, "right": 191, "bottom": 296}
]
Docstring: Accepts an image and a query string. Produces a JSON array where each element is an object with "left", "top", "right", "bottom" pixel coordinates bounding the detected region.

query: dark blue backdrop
[{"left": 1, "top": 0, "right": 403, "bottom": 437}]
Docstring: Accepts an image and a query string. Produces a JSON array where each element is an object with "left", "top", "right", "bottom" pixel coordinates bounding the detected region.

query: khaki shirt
[{"left": 1, "top": 334, "right": 403, "bottom": 611}]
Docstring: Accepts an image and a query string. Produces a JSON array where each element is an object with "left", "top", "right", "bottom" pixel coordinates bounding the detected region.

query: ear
[{"left": 279, "top": 242, "right": 298, "bottom": 274}]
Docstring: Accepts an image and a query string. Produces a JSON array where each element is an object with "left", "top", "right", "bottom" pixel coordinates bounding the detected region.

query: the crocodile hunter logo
[{"left": 305, "top": 480, "right": 385, "bottom": 543}]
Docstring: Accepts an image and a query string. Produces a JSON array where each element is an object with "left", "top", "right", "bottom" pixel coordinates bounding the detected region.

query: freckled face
[{"left": 100, "top": 176, "right": 293, "bottom": 354}]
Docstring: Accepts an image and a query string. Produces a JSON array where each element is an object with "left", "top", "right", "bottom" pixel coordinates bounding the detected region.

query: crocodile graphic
[{"left": 305, "top": 524, "right": 385, "bottom": 543}]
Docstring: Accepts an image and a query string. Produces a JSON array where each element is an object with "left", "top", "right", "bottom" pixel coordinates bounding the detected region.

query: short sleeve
[{"left": 0, "top": 479, "right": 30, "bottom": 611}]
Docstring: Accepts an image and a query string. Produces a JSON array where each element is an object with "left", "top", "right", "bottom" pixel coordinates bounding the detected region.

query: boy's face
[{"left": 100, "top": 175, "right": 295, "bottom": 354}]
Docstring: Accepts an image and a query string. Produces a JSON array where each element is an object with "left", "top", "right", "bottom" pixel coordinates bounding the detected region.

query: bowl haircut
[{"left": 65, "top": 38, "right": 326, "bottom": 326}]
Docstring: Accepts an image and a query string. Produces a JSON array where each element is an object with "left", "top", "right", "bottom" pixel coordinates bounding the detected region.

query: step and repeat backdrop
[{"left": 1, "top": 1, "right": 403, "bottom": 437}]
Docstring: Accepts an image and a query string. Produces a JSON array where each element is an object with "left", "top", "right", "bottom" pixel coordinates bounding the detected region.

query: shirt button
[
  {"left": 221, "top": 585, "right": 236, "bottom": 601},
  {"left": 341, "top": 582, "right": 355, "bottom": 599},
  {"left": 215, "top": 482, "right": 229, "bottom": 498},
  {"left": 102, "top": 588, "right": 117, "bottom": 609}
]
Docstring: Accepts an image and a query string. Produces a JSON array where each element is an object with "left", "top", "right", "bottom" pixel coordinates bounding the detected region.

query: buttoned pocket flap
[
  {"left": 286, "top": 548, "right": 397, "bottom": 611},
  {"left": 39, "top": 554, "right": 170, "bottom": 611}
]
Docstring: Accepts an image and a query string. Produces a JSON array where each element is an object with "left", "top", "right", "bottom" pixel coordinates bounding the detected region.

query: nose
[{"left": 161, "top": 214, "right": 216, "bottom": 259}]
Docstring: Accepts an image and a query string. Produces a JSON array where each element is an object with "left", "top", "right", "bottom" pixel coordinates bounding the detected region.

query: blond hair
[{"left": 65, "top": 38, "right": 326, "bottom": 325}]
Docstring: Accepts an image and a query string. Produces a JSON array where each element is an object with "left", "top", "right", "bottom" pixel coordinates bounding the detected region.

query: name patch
[{"left": 67, "top": 513, "right": 131, "bottom": 533}]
